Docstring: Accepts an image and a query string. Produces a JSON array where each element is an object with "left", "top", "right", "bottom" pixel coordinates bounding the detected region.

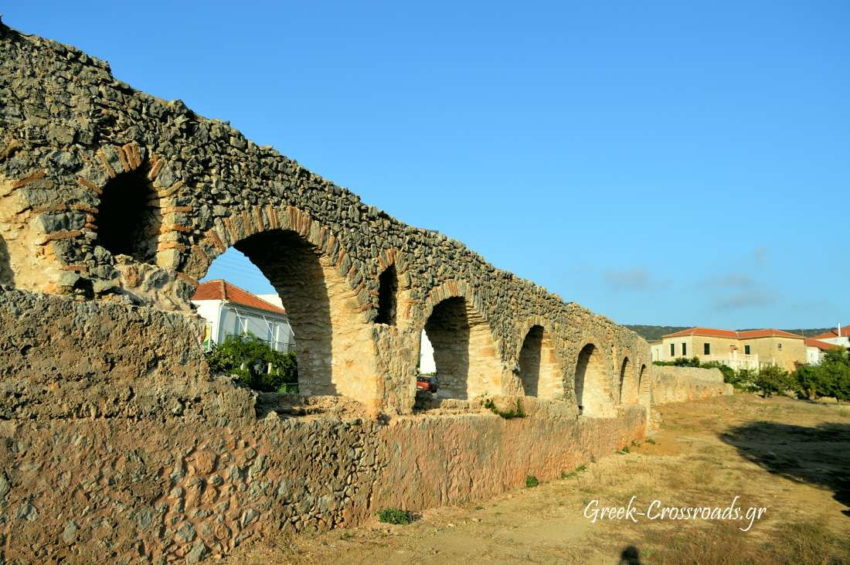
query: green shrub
[
  {"left": 205, "top": 333, "right": 298, "bottom": 392},
  {"left": 653, "top": 357, "right": 701, "bottom": 368},
  {"left": 483, "top": 398, "right": 526, "bottom": 419},
  {"left": 794, "top": 349, "right": 850, "bottom": 402},
  {"left": 525, "top": 475, "right": 539, "bottom": 488},
  {"left": 377, "top": 508, "right": 413, "bottom": 525},
  {"left": 752, "top": 364, "right": 796, "bottom": 398}
]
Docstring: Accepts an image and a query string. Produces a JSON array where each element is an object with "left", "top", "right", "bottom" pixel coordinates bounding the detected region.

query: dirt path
[{"left": 225, "top": 395, "right": 850, "bottom": 564}]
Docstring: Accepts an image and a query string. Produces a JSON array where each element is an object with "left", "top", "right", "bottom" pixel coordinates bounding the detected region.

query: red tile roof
[
  {"left": 192, "top": 280, "right": 286, "bottom": 315},
  {"left": 805, "top": 338, "right": 839, "bottom": 351},
  {"left": 737, "top": 329, "right": 803, "bottom": 339},
  {"left": 663, "top": 327, "right": 804, "bottom": 340},
  {"left": 813, "top": 326, "right": 850, "bottom": 339},
  {"left": 664, "top": 327, "right": 738, "bottom": 339}
]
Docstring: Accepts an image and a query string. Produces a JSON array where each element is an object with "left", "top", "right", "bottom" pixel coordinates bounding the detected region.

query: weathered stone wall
[
  {"left": 650, "top": 366, "right": 733, "bottom": 405},
  {"left": 0, "top": 21, "right": 736, "bottom": 563},
  {"left": 0, "top": 21, "right": 651, "bottom": 415},
  {"left": 0, "top": 289, "right": 646, "bottom": 563}
]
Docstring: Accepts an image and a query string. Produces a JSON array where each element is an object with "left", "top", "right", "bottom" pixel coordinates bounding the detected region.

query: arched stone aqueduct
[{"left": 0, "top": 22, "right": 650, "bottom": 416}]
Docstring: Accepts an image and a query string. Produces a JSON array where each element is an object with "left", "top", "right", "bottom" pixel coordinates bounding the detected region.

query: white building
[
  {"left": 805, "top": 338, "right": 836, "bottom": 365},
  {"left": 812, "top": 325, "right": 850, "bottom": 350},
  {"left": 192, "top": 280, "right": 295, "bottom": 352}
]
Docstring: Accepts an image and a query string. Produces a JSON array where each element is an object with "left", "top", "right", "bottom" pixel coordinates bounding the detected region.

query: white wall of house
[
  {"left": 806, "top": 346, "right": 824, "bottom": 365},
  {"left": 650, "top": 342, "right": 662, "bottom": 362},
  {"left": 193, "top": 299, "right": 295, "bottom": 352},
  {"left": 419, "top": 330, "right": 436, "bottom": 374},
  {"left": 820, "top": 336, "right": 849, "bottom": 348}
]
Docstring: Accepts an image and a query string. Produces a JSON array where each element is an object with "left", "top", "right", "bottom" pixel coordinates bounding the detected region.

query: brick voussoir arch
[
  {"left": 417, "top": 280, "right": 510, "bottom": 399},
  {"left": 514, "top": 316, "right": 566, "bottom": 399},
  {"left": 571, "top": 336, "right": 618, "bottom": 418},
  {"left": 180, "top": 203, "right": 383, "bottom": 407},
  {"left": 372, "top": 247, "right": 412, "bottom": 328},
  {"left": 182, "top": 204, "right": 372, "bottom": 317}
]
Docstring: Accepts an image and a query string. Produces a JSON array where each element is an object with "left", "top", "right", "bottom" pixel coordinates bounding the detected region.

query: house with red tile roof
[
  {"left": 653, "top": 326, "right": 821, "bottom": 371},
  {"left": 812, "top": 325, "right": 850, "bottom": 349},
  {"left": 191, "top": 280, "right": 294, "bottom": 352}
]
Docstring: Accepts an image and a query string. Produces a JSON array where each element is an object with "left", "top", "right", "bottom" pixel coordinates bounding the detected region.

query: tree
[
  {"left": 792, "top": 348, "right": 850, "bottom": 402},
  {"left": 753, "top": 364, "right": 796, "bottom": 398},
  {"left": 818, "top": 349, "right": 850, "bottom": 403},
  {"left": 206, "top": 334, "right": 298, "bottom": 393},
  {"left": 795, "top": 365, "right": 826, "bottom": 400}
]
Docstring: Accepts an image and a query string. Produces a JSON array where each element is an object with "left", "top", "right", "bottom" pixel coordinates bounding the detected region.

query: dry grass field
[{"left": 226, "top": 395, "right": 850, "bottom": 564}]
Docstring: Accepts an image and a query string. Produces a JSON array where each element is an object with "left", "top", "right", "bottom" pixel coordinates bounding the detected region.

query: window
[
  {"left": 704, "top": 343, "right": 711, "bottom": 355},
  {"left": 745, "top": 345, "right": 751, "bottom": 355},
  {"left": 777, "top": 343, "right": 782, "bottom": 350},
  {"left": 682, "top": 343, "right": 687, "bottom": 356},
  {"left": 670, "top": 343, "right": 675, "bottom": 356}
]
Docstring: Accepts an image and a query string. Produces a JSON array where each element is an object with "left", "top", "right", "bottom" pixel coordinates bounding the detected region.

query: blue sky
[{"left": 9, "top": 1, "right": 849, "bottom": 328}]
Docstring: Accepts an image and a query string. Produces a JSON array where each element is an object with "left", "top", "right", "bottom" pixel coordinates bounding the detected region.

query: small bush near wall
[
  {"left": 378, "top": 508, "right": 413, "bottom": 525},
  {"left": 205, "top": 334, "right": 298, "bottom": 392}
]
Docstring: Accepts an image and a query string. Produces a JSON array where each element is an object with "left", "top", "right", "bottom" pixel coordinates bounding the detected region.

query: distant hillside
[{"left": 625, "top": 325, "right": 836, "bottom": 341}]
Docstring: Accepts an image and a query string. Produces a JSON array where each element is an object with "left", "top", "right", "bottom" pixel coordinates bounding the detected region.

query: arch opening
[
  {"left": 423, "top": 296, "right": 501, "bottom": 400},
  {"left": 375, "top": 264, "right": 398, "bottom": 325},
  {"left": 574, "top": 343, "right": 610, "bottom": 416},
  {"left": 518, "top": 325, "right": 561, "bottom": 398},
  {"left": 518, "top": 326, "right": 543, "bottom": 396},
  {"left": 638, "top": 364, "right": 650, "bottom": 405},
  {"left": 94, "top": 166, "right": 161, "bottom": 263},
  {"left": 200, "top": 229, "right": 378, "bottom": 403},
  {"left": 619, "top": 357, "right": 631, "bottom": 403}
]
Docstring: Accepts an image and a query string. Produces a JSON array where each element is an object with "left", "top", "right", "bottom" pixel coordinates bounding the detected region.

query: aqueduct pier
[{"left": 0, "top": 21, "right": 727, "bottom": 562}]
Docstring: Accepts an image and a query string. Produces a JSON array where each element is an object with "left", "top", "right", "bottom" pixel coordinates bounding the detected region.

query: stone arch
[
  {"left": 618, "top": 356, "right": 636, "bottom": 404},
  {"left": 375, "top": 264, "right": 398, "bottom": 326},
  {"left": 419, "top": 282, "right": 503, "bottom": 400},
  {"left": 184, "top": 207, "right": 380, "bottom": 406},
  {"left": 637, "top": 364, "right": 651, "bottom": 406},
  {"left": 517, "top": 324, "right": 562, "bottom": 399},
  {"left": 94, "top": 164, "right": 161, "bottom": 264},
  {"left": 75, "top": 143, "right": 190, "bottom": 271},
  {"left": 574, "top": 343, "right": 612, "bottom": 417},
  {"left": 372, "top": 247, "right": 412, "bottom": 330}
]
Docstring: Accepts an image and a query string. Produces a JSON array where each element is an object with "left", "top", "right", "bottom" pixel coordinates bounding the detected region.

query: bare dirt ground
[{"left": 225, "top": 395, "right": 850, "bottom": 564}]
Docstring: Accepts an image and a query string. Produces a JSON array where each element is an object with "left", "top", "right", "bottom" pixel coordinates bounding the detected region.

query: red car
[{"left": 416, "top": 375, "right": 438, "bottom": 393}]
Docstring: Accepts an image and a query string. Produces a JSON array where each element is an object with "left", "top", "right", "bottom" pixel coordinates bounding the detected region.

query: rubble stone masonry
[{"left": 0, "top": 21, "right": 727, "bottom": 562}]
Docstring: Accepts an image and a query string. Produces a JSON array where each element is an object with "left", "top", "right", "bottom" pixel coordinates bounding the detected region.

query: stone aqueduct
[
  {"left": 0, "top": 21, "right": 650, "bottom": 417},
  {"left": 0, "top": 22, "right": 735, "bottom": 562}
]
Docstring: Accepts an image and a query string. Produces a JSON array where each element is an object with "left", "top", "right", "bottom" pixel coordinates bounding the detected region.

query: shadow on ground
[{"left": 720, "top": 421, "right": 850, "bottom": 516}]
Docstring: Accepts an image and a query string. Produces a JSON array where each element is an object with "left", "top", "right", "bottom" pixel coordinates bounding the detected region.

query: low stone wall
[
  {"left": 0, "top": 404, "right": 645, "bottom": 563},
  {"left": 0, "top": 289, "right": 647, "bottom": 562},
  {"left": 650, "top": 366, "right": 733, "bottom": 405}
]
